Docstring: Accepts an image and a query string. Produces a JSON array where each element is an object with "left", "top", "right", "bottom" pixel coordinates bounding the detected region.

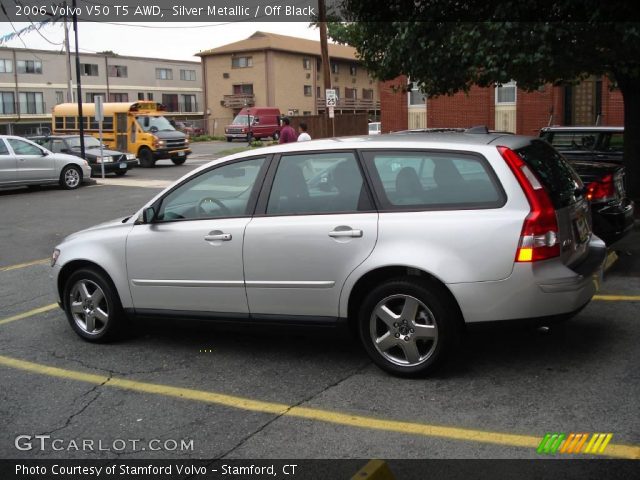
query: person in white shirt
[{"left": 297, "top": 122, "right": 311, "bottom": 142}]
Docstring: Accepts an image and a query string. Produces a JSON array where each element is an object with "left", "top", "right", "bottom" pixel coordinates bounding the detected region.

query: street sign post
[{"left": 95, "top": 96, "right": 105, "bottom": 179}]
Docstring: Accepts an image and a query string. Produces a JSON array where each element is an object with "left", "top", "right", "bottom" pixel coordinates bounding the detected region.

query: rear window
[
  {"left": 541, "top": 131, "right": 598, "bottom": 151},
  {"left": 516, "top": 140, "right": 582, "bottom": 208},
  {"left": 363, "top": 150, "right": 504, "bottom": 210}
]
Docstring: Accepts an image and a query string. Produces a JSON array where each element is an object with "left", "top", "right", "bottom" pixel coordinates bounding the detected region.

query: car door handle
[
  {"left": 329, "top": 229, "right": 363, "bottom": 238},
  {"left": 204, "top": 232, "right": 232, "bottom": 242}
]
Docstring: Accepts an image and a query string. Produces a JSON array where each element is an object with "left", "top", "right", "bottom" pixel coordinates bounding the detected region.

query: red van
[{"left": 225, "top": 107, "right": 281, "bottom": 142}]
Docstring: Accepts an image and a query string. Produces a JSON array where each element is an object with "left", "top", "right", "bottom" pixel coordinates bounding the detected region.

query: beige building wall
[
  {"left": 271, "top": 51, "right": 317, "bottom": 115},
  {"left": 495, "top": 104, "right": 517, "bottom": 133}
]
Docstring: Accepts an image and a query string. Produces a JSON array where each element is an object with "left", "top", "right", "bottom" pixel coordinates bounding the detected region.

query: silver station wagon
[{"left": 51, "top": 132, "right": 606, "bottom": 376}]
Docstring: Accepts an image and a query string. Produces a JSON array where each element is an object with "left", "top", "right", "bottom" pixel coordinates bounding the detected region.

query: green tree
[{"left": 327, "top": 4, "right": 640, "bottom": 200}]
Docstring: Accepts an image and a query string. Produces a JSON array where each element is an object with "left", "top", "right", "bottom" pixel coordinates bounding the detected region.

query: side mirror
[
  {"left": 142, "top": 206, "right": 156, "bottom": 224},
  {"left": 40, "top": 149, "right": 48, "bottom": 156}
]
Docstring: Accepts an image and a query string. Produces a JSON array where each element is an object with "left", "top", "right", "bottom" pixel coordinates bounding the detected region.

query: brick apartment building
[{"left": 380, "top": 75, "right": 624, "bottom": 135}]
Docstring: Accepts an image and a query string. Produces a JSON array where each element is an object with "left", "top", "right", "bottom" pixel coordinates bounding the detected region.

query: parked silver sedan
[
  {"left": 51, "top": 132, "right": 606, "bottom": 377},
  {"left": 0, "top": 135, "right": 92, "bottom": 190}
]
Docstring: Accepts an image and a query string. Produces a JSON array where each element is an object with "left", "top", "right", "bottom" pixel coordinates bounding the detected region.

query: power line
[{"left": 13, "top": 0, "right": 64, "bottom": 46}]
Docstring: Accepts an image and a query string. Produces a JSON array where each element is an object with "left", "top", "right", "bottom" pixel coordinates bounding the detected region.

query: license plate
[
  {"left": 574, "top": 214, "right": 589, "bottom": 243},
  {"left": 178, "top": 151, "right": 185, "bottom": 157},
  {"left": 119, "top": 162, "right": 127, "bottom": 169}
]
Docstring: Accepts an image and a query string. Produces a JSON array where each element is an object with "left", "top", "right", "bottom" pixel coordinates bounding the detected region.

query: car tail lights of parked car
[
  {"left": 498, "top": 146, "right": 560, "bottom": 262},
  {"left": 586, "top": 174, "right": 616, "bottom": 202}
]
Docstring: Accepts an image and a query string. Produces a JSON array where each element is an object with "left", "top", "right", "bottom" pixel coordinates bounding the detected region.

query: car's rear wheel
[
  {"left": 272, "top": 131, "right": 280, "bottom": 141},
  {"left": 138, "top": 148, "right": 154, "bottom": 168},
  {"left": 63, "top": 268, "right": 126, "bottom": 342},
  {"left": 172, "top": 158, "right": 186, "bottom": 165},
  {"left": 60, "top": 165, "right": 82, "bottom": 190},
  {"left": 358, "top": 279, "right": 457, "bottom": 377},
  {"left": 226, "top": 137, "right": 233, "bottom": 142}
]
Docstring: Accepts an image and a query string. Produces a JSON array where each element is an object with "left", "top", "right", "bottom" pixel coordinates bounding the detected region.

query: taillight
[
  {"left": 586, "top": 174, "right": 615, "bottom": 202},
  {"left": 498, "top": 146, "right": 560, "bottom": 262}
]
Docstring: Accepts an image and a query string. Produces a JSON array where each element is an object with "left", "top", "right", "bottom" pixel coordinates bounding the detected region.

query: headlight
[
  {"left": 157, "top": 140, "right": 166, "bottom": 146},
  {"left": 185, "top": 139, "right": 189, "bottom": 145},
  {"left": 96, "top": 156, "right": 112, "bottom": 163},
  {"left": 126, "top": 153, "right": 136, "bottom": 160},
  {"left": 51, "top": 248, "right": 60, "bottom": 267},
  {"left": 83, "top": 160, "right": 89, "bottom": 166}
]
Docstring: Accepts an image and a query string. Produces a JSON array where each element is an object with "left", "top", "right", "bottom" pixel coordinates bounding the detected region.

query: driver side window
[
  {"left": 156, "top": 157, "right": 265, "bottom": 221},
  {"left": 7, "top": 138, "right": 43, "bottom": 156}
]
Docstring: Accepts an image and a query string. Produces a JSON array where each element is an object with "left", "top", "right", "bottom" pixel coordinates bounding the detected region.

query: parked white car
[
  {"left": 51, "top": 132, "right": 605, "bottom": 377},
  {"left": 0, "top": 135, "right": 92, "bottom": 190}
]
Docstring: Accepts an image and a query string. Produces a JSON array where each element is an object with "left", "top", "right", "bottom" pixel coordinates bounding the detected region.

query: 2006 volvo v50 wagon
[{"left": 51, "top": 131, "right": 606, "bottom": 376}]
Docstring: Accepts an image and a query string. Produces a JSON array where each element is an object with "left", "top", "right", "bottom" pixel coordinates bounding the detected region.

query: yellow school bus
[{"left": 51, "top": 102, "right": 191, "bottom": 167}]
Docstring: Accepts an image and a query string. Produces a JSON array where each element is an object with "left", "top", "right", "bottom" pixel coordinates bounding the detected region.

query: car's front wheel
[
  {"left": 172, "top": 157, "right": 186, "bottom": 165},
  {"left": 59, "top": 165, "right": 82, "bottom": 190},
  {"left": 358, "top": 279, "right": 457, "bottom": 377},
  {"left": 63, "top": 268, "right": 126, "bottom": 342}
]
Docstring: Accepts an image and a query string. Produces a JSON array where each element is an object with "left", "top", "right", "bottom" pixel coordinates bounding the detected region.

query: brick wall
[
  {"left": 516, "top": 86, "right": 560, "bottom": 136},
  {"left": 601, "top": 77, "right": 624, "bottom": 126},
  {"left": 427, "top": 86, "right": 495, "bottom": 130},
  {"left": 379, "top": 77, "right": 408, "bottom": 133}
]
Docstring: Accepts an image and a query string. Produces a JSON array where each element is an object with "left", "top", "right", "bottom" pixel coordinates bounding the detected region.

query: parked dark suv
[{"left": 540, "top": 126, "right": 634, "bottom": 245}]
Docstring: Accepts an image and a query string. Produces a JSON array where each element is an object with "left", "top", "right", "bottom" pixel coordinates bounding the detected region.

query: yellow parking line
[
  {"left": 0, "top": 354, "right": 638, "bottom": 459},
  {"left": 593, "top": 295, "right": 640, "bottom": 301},
  {"left": 0, "top": 303, "right": 58, "bottom": 326},
  {"left": 0, "top": 258, "right": 48, "bottom": 272}
]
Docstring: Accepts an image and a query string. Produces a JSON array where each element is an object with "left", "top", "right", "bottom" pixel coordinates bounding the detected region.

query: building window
[
  {"left": 0, "top": 92, "right": 15, "bottom": 114},
  {"left": 0, "top": 59, "right": 13, "bottom": 73},
  {"left": 109, "top": 93, "right": 129, "bottom": 102},
  {"left": 108, "top": 65, "right": 127, "bottom": 78},
  {"left": 232, "top": 84, "right": 253, "bottom": 95},
  {"left": 17, "top": 60, "right": 42, "bottom": 74},
  {"left": 303, "top": 111, "right": 311, "bottom": 115},
  {"left": 302, "top": 58, "right": 311, "bottom": 70},
  {"left": 350, "top": 65, "right": 357, "bottom": 76},
  {"left": 162, "top": 94, "right": 179, "bottom": 111},
  {"left": 362, "top": 88, "right": 374, "bottom": 100},
  {"left": 18, "top": 92, "right": 44, "bottom": 114},
  {"left": 231, "top": 56, "right": 252, "bottom": 68},
  {"left": 345, "top": 88, "right": 357, "bottom": 99},
  {"left": 137, "top": 92, "right": 145, "bottom": 100},
  {"left": 180, "top": 69, "right": 196, "bottom": 81},
  {"left": 85, "top": 92, "right": 105, "bottom": 103},
  {"left": 80, "top": 63, "right": 99, "bottom": 76},
  {"left": 408, "top": 81, "right": 427, "bottom": 106},
  {"left": 303, "top": 85, "right": 312, "bottom": 97},
  {"left": 331, "top": 62, "right": 339, "bottom": 74},
  {"left": 147, "top": 92, "right": 154, "bottom": 101},
  {"left": 156, "top": 68, "right": 173, "bottom": 80},
  {"left": 334, "top": 87, "right": 340, "bottom": 99},
  {"left": 182, "top": 94, "right": 197, "bottom": 112},
  {"left": 55, "top": 91, "right": 64, "bottom": 105},
  {"left": 316, "top": 86, "right": 321, "bottom": 98},
  {"left": 496, "top": 81, "right": 517, "bottom": 104}
]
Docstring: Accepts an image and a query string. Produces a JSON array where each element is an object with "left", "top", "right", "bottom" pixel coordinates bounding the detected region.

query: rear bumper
[
  {"left": 592, "top": 199, "right": 635, "bottom": 244},
  {"left": 449, "top": 236, "right": 607, "bottom": 323}
]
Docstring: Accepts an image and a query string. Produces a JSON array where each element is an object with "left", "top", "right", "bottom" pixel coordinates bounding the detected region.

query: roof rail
[{"left": 465, "top": 125, "right": 490, "bottom": 134}]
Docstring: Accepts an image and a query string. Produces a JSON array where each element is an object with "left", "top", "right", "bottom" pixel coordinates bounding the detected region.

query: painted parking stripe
[
  {"left": 0, "top": 354, "right": 637, "bottom": 459},
  {"left": 0, "top": 258, "right": 48, "bottom": 272},
  {"left": 593, "top": 295, "right": 640, "bottom": 301},
  {"left": 0, "top": 303, "right": 58, "bottom": 326}
]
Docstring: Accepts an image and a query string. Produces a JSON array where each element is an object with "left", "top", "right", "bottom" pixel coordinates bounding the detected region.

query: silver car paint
[
  {"left": 0, "top": 135, "right": 91, "bottom": 187},
  {"left": 52, "top": 135, "right": 604, "bottom": 325}
]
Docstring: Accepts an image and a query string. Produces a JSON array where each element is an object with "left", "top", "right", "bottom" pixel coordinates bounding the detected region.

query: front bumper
[
  {"left": 90, "top": 159, "right": 138, "bottom": 174},
  {"left": 154, "top": 148, "right": 191, "bottom": 160},
  {"left": 449, "top": 235, "right": 607, "bottom": 323}
]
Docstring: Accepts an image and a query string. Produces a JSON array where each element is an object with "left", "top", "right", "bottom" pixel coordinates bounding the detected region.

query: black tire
[
  {"left": 63, "top": 268, "right": 126, "bottom": 343},
  {"left": 138, "top": 148, "right": 155, "bottom": 168},
  {"left": 226, "top": 137, "right": 233, "bottom": 142},
  {"left": 358, "top": 278, "right": 459, "bottom": 377},
  {"left": 272, "top": 131, "right": 280, "bottom": 141},
  {"left": 113, "top": 170, "right": 127, "bottom": 176},
  {"left": 172, "top": 157, "right": 186, "bottom": 165},
  {"left": 59, "top": 165, "right": 82, "bottom": 190}
]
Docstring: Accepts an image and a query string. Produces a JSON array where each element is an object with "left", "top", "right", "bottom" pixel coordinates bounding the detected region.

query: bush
[
  {"left": 190, "top": 135, "right": 226, "bottom": 142},
  {"left": 250, "top": 140, "right": 264, "bottom": 148}
]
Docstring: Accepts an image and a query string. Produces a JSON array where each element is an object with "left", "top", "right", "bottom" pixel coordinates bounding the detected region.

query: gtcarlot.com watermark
[{"left": 15, "top": 435, "right": 194, "bottom": 452}]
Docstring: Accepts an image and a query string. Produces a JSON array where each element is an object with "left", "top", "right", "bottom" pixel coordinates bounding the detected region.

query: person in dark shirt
[{"left": 279, "top": 117, "right": 297, "bottom": 144}]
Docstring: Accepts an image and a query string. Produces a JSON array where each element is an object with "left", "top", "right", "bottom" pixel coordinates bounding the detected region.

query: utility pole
[
  {"left": 71, "top": 0, "right": 85, "bottom": 158},
  {"left": 63, "top": 8, "right": 73, "bottom": 102},
  {"left": 318, "top": 0, "right": 333, "bottom": 137}
]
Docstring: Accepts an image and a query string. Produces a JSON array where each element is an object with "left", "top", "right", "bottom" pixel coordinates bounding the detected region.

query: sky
[{"left": 0, "top": 21, "right": 321, "bottom": 61}]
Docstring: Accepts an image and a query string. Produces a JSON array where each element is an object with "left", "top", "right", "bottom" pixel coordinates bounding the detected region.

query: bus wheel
[
  {"left": 139, "top": 148, "right": 154, "bottom": 168},
  {"left": 172, "top": 158, "right": 186, "bottom": 165}
]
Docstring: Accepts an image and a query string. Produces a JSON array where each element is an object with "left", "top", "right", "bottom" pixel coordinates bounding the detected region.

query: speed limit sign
[{"left": 326, "top": 89, "right": 337, "bottom": 107}]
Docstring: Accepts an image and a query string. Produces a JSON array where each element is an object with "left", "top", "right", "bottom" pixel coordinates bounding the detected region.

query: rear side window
[
  {"left": 516, "top": 140, "right": 582, "bottom": 208},
  {"left": 542, "top": 131, "right": 597, "bottom": 151},
  {"left": 363, "top": 151, "right": 504, "bottom": 210}
]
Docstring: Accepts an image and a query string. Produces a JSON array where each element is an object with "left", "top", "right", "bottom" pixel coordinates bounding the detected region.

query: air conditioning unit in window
[
  {"left": 223, "top": 73, "right": 229, "bottom": 78},
  {"left": 306, "top": 73, "right": 311, "bottom": 79}
]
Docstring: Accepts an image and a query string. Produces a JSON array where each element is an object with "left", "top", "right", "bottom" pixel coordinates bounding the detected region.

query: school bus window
[
  {"left": 103, "top": 116, "right": 114, "bottom": 131},
  {"left": 54, "top": 117, "right": 64, "bottom": 129},
  {"left": 90, "top": 116, "right": 100, "bottom": 130},
  {"left": 65, "top": 116, "right": 76, "bottom": 129}
]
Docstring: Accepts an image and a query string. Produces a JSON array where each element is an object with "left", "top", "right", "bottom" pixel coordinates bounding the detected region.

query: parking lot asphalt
[{"left": 0, "top": 147, "right": 638, "bottom": 460}]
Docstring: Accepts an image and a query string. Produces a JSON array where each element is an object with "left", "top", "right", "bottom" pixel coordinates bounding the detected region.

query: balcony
[
  {"left": 316, "top": 98, "right": 380, "bottom": 111},
  {"left": 223, "top": 94, "right": 255, "bottom": 109}
]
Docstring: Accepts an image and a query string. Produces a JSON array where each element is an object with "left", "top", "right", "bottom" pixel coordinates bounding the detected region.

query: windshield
[
  {"left": 231, "top": 114, "right": 254, "bottom": 126},
  {"left": 67, "top": 136, "right": 102, "bottom": 149},
  {"left": 135, "top": 115, "right": 176, "bottom": 132}
]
